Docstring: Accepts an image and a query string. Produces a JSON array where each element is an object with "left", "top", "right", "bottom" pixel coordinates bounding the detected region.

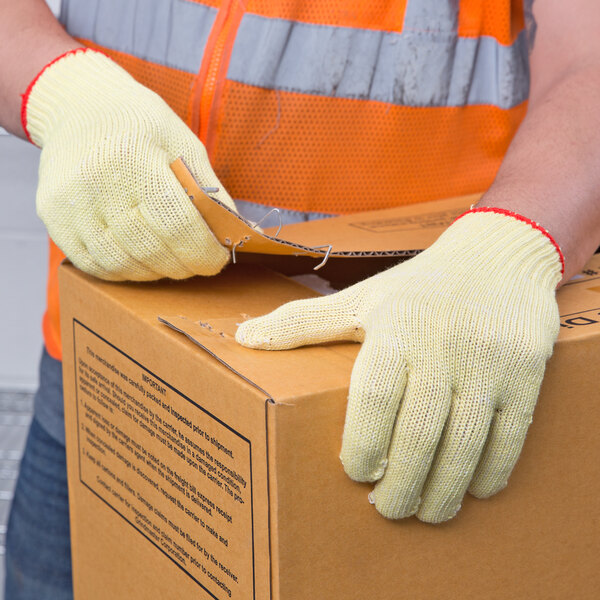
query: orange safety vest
[{"left": 45, "top": 0, "right": 530, "bottom": 359}]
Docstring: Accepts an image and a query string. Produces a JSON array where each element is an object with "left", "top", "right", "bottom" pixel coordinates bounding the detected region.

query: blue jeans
[{"left": 4, "top": 352, "right": 72, "bottom": 599}]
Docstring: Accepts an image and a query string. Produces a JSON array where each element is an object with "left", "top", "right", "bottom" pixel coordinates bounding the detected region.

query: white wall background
[
  {"left": 46, "top": 0, "right": 61, "bottom": 14},
  {"left": 0, "top": 121, "right": 46, "bottom": 390},
  {"left": 0, "top": 1, "right": 61, "bottom": 390}
]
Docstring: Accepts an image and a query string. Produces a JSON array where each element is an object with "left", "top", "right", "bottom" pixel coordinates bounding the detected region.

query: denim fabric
[
  {"left": 4, "top": 353, "right": 72, "bottom": 599},
  {"left": 32, "top": 349, "right": 65, "bottom": 445}
]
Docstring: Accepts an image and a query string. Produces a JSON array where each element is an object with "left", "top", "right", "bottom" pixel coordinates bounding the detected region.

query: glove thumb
[{"left": 235, "top": 291, "right": 362, "bottom": 350}]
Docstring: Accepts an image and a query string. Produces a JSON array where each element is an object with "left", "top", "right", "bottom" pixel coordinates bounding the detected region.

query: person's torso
[
  {"left": 44, "top": 0, "right": 530, "bottom": 360},
  {"left": 60, "top": 0, "right": 530, "bottom": 214}
]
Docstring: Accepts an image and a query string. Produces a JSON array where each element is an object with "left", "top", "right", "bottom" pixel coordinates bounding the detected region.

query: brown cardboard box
[{"left": 59, "top": 203, "right": 600, "bottom": 599}]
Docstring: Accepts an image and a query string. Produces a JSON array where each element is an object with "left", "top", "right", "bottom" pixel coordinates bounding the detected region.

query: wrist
[
  {"left": 1, "top": 38, "right": 83, "bottom": 139},
  {"left": 21, "top": 46, "right": 90, "bottom": 145},
  {"left": 474, "top": 190, "right": 588, "bottom": 284},
  {"left": 0, "top": 0, "right": 83, "bottom": 140},
  {"left": 461, "top": 206, "right": 565, "bottom": 276},
  {"left": 428, "top": 209, "right": 564, "bottom": 290},
  {"left": 21, "top": 48, "right": 131, "bottom": 147}
]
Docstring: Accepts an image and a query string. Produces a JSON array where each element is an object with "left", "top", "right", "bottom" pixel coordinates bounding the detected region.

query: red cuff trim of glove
[
  {"left": 20, "top": 47, "right": 96, "bottom": 145},
  {"left": 455, "top": 207, "right": 565, "bottom": 276}
]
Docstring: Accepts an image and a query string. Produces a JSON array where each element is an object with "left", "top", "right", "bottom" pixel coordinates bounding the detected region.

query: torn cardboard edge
[
  {"left": 157, "top": 315, "right": 275, "bottom": 402},
  {"left": 170, "top": 158, "right": 480, "bottom": 269},
  {"left": 157, "top": 307, "right": 360, "bottom": 404}
]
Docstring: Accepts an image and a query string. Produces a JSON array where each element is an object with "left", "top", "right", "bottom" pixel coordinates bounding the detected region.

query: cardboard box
[{"left": 60, "top": 201, "right": 600, "bottom": 599}]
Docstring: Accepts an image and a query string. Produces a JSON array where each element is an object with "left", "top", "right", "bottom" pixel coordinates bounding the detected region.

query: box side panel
[
  {"left": 271, "top": 337, "right": 600, "bottom": 600},
  {"left": 60, "top": 267, "right": 271, "bottom": 600}
]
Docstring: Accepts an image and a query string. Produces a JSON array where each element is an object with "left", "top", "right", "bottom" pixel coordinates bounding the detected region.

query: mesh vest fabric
[{"left": 42, "top": 0, "right": 530, "bottom": 359}]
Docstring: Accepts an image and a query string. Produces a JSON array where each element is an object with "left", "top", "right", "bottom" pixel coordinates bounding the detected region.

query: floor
[{"left": 0, "top": 391, "right": 34, "bottom": 596}]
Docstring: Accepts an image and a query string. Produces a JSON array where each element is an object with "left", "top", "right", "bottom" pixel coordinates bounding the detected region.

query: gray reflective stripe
[
  {"left": 234, "top": 199, "right": 333, "bottom": 226},
  {"left": 403, "top": 0, "right": 458, "bottom": 32},
  {"left": 60, "top": 0, "right": 217, "bottom": 73},
  {"left": 228, "top": 14, "right": 529, "bottom": 109},
  {"left": 60, "top": 0, "right": 529, "bottom": 108},
  {"left": 372, "top": 30, "right": 529, "bottom": 107}
]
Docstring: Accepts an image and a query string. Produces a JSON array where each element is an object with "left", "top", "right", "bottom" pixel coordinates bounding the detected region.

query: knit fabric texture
[
  {"left": 24, "top": 49, "right": 236, "bottom": 280},
  {"left": 237, "top": 211, "right": 563, "bottom": 523}
]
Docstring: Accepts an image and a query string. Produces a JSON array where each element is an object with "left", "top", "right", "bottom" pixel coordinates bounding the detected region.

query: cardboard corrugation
[{"left": 59, "top": 200, "right": 600, "bottom": 600}]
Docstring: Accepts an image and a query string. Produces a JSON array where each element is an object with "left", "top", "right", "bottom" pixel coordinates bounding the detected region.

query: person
[{"left": 2, "top": 0, "right": 600, "bottom": 597}]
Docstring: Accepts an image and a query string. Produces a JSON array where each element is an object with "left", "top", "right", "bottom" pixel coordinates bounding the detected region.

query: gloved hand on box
[
  {"left": 22, "top": 48, "right": 235, "bottom": 281},
  {"left": 236, "top": 208, "right": 563, "bottom": 523}
]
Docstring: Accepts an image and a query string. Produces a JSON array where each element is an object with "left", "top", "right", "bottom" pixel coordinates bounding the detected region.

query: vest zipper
[{"left": 192, "top": 1, "right": 245, "bottom": 151}]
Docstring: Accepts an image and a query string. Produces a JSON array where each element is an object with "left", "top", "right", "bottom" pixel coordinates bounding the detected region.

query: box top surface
[
  {"left": 61, "top": 253, "right": 600, "bottom": 404},
  {"left": 60, "top": 263, "right": 358, "bottom": 402}
]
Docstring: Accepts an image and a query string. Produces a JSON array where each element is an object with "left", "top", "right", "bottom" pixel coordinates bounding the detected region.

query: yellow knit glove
[
  {"left": 23, "top": 49, "right": 235, "bottom": 280},
  {"left": 236, "top": 209, "right": 563, "bottom": 523}
]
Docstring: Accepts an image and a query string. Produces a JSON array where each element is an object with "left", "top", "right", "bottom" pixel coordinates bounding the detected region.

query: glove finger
[
  {"left": 165, "top": 128, "right": 238, "bottom": 213},
  {"left": 236, "top": 288, "right": 362, "bottom": 350},
  {"left": 416, "top": 390, "right": 495, "bottom": 523},
  {"left": 105, "top": 202, "right": 217, "bottom": 279},
  {"left": 47, "top": 212, "right": 163, "bottom": 281},
  {"left": 113, "top": 158, "right": 230, "bottom": 277},
  {"left": 340, "top": 331, "right": 408, "bottom": 482},
  {"left": 468, "top": 384, "right": 540, "bottom": 499},
  {"left": 370, "top": 370, "right": 452, "bottom": 519}
]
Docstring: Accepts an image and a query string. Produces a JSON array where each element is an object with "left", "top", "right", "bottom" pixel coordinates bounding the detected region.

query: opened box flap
[{"left": 171, "top": 158, "right": 478, "bottom": 266}]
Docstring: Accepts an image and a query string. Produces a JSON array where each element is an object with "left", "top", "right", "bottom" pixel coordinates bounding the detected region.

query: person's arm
[
  {"left": 0, "top": 0, "right": 82, "bottom": 137},
  {"left": 235, "top": 0, "right": 600, "bottom": 523},
  {"left": 0, "top": 0, "right": 239, "bottom": 281},
  {"left": 478, "top": 0, "right": 600, "bottom": 282}
]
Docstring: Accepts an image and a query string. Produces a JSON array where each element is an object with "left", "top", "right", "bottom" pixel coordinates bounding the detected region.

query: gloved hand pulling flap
[
  {"left": 237, "top": 209, "right": 564, "bottom": 523},
  {"left": 22, "top": 48, "right": 235, "bottom": 281}
]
